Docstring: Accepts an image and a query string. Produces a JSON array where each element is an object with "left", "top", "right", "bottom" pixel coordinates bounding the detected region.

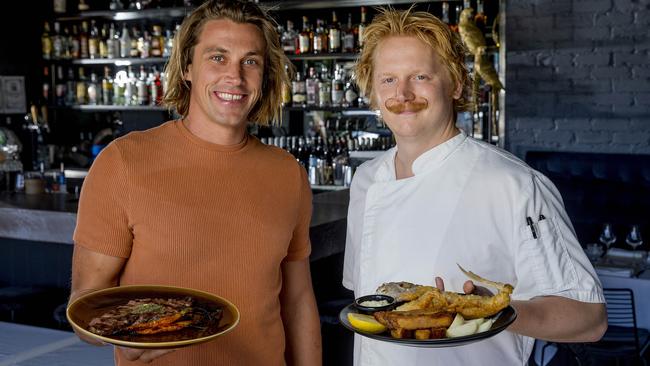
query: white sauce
[{"left": 360, "top": 300, "right": 390, "bottom": 307}]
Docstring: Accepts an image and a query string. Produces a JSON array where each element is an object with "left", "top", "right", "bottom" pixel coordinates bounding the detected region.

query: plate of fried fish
[
  {"left": 67, "top": 285, "right": 240, "bottom": 349},
  {"left": 339, "top": 265, "right": 517, "bottom": 347}
]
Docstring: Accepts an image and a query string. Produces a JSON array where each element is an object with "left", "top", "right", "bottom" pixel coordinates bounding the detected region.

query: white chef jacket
[{"left": 342, "top": 131, "right": 604, "bottom": 366}]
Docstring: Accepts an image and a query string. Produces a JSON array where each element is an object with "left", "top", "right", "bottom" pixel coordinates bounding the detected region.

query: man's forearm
[
  {"left": 509, "top": 296, "right": 607, "bottom": 342},
  {"left": 282, "top": 297, "right": 322, "bottom": 366}
]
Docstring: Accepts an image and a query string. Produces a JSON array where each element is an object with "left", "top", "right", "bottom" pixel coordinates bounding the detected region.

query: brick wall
[{"left": 505, "top": 0, "right": 650, "bottom": 157}]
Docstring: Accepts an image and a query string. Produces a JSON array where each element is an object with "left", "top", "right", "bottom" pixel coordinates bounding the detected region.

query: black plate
[{"left": 339, "top": 304, "right": 517, "bottom": 348}]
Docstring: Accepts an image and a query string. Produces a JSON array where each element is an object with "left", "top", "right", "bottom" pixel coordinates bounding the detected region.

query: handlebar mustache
[{"left": 385, "top": 99, "right": 428, "bottom": 114}]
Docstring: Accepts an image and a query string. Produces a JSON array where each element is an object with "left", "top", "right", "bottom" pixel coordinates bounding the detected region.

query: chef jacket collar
[{"left": 374, "top": 130, "right": 467, "bottom": 182}]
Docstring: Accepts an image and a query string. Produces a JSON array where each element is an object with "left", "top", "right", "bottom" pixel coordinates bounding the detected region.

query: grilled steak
[{"left": 88, "top": 297, "right": 201, "bottom": 336}]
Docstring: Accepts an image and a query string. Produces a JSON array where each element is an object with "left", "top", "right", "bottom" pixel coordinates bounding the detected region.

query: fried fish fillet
[{"left": 373, "top": 310, "right": 454, "bottom": 330}]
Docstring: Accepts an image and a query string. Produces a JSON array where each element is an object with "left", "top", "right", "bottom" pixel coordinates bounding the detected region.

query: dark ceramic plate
[
  {"left": 67, "top": 285, "right": 240, "bottom": 349},
  {"left": 353, "top": 294, "right": 397, "bottom": 314},
  {"left": 339, "top": 304, "right": 517, "bottom": 348}
]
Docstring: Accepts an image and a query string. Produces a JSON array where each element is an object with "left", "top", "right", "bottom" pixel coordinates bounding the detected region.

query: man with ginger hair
[
  {"left": 70, "top": 1, "right": 321, "bottom": 365},
  {"left": 343, "top": 8, "right": 606, "bottom": 365}
]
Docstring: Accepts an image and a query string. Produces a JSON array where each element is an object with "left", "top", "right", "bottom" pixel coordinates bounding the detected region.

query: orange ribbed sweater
[{"left": 74, "top": 120, "right": 312, "bottom": 365}]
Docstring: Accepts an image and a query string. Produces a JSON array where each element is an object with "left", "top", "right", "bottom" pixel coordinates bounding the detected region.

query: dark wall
[{"left": 505, "top": 0, "right": 650, "bottom": 157}]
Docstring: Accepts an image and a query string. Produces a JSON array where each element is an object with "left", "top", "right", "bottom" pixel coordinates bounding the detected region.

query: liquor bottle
[
  {"left": 99, "top": 24, "right": 109, "bottom": 59},
  {"left": 463, "top": 0, "right": 472, "bottom": 11},
  {"left": 42, "top": 67, "right": 51, "bottom": 104},
  {"left": 342, "top": 13, "right": 355, "bottom": 53},
  {"left": 357, "top": 6, "right": 367, "bottom": 51},
  {"left": 441, "top": 2, "right": 451, "bottom": 27},
  {"left": 87, "top": 72, "right": 99, "bottom": 105},
  {"left": 79, "top": 21, "right": 89, "bottom": 58},
  {"left": 136, "top": 65, "right": 149, "bottom": 105},
  {"left": 52, "top": 22, "right": 63, "bottom": 60},
  {"left": 120, "top": 24, "right": 131, "bottom": 58},
  {"left": 130, "top": 26, "right": 140, "bottom": 57},
  {"left": 313, "top": 19, "right": 327, "bottom": 54},
  {"left": 281, "top": 20, "right": 297, "bottom": 54},
  {"left": 281, "top": 64, "right": 292, "bottom": 106},
  {"left": 343, "top": 74, "right": 358, "bottom": 108},
  {"left": 70, "top": 25, "right": 80, "bottom": 59},
  {"left": 106, "top": 23, "right": 118, "bottom": 59},
  {"left": 52, "top": 22, "right": 64, "bottom": 60},
  {"left": 62, "top": 26, "right": 72, "bottom": 59},
  {"left": 138, "top": 30, "right": 151, "bottom": 58},
  {"left": 291, "top": 71, "right": 306, "bottom": 106},
  {"left": 452, "top": 4, "right": 462, "bottom": 32},
  {"left": 88, "top": 20, "right": 99, "bottom": 59},
  {"left": 124, "top": 66, "right": 137, "bottom": 105},
  {"left": 78, "top": 0, "right": 89, "bottom": 11},
  {"left": 42, "top": 22, "right": 52, "bottom": 60},
  {"left": 331, "top": 64, "right": 344, "bottom": 106},
  {"left": 65, "top": 67, "right": 76, "bottom": 105},
  {"left": 318, "top": 66, "right": 331, "bottom": 107},
  {"left": 306, "top": 67, "right": 320, "bottom": 106},
  {"left": 151, "top": 25, "right": 164, "bottom": 57},
  {"left": 328, "top": 11, "right": 342, "bottom": 53},
  {"left": 150, "top": 67, "right": 163, "bottom": 105},
  {"left": 474, "top": 0, "right": 487, "bottom": 34},
  {"left": 76, "top": 67, "right": 87, "bottom": 105},
  {"left": 101, "top": 66, "right": 113, "bottom": 105},
  {"left": 163, "top": 28, "right": 174, "bottom": 57},
  {"left": 298, "top": 16, "right": 312, "bottom": 55},
  {"left": 55, "top": 66, "right": 67, "bottom": 106},
  {"left": 113, "top": 68, "right": 126, "bottom": 105}
]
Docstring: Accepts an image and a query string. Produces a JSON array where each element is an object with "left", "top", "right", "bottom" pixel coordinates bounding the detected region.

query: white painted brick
[
  {"left": 592, "top": 66, "right": 632, "bottom": 78},
  {"left": 632, "top": 66, "right": 650, "bottom": 78},
  {"left": 614, "top": 103, "right": 649, "bottom": 115},
  {"left": 536, "top": 130, "right": 575, "bottom": 144},
  {"left": 507, "top": 52, "right": 537, "bottom": 66},
  {"left": 588, "top": 92, "right": 634, "bottom": 106},
  {"left": 613, "top": 0, "right": 645, "bottom": 12},
  {"left": 611, "top": 25, "right": 649, "bottom": 41},
  {"left": 614, "top": 80, "right": 650, "bottom": 92},
  {"left": 508, "top": 2, "right": 535, "bottom": 17},
  {"left": 595, "top": 11, "right": 634, "bottom": 26},
  {"left": 574, "top": 26, "right": 611, "bottom": 41},
  {"left": 555, "top": 118, "right": 591, "bottom": 130},
  {"left": 612, "top": 132, "right": 650, "bottom": 144},
  {"left": 591, "top": 118, "right": 631, "bottom": 131},
  {"left": 555, "top": 13, "right": 594, "bottom": 28},
  {"left": 516, "top": 66, "right": 555, "bottom": 80},
  {"left": 635, "top": 93, "right": 650, "bottom": 104},
  {"left": 573, "top": 0, "right": 613, "bottom": 13},
  {"left": 572, "top": 79, "right": 613, "bottom": 93},
  {"left": 554, "top": 65, "right": 592, "bottom": 79},
  {"left": 614, "top": 51, "right": 650, "bottom": 66},
  {"left": 575, "top": 52, "right": 611, "bottom": 66},
  {"left": 513, "top": 117, "right": 555, "bottom": 130},
  {"left": 630, "top": 118, "right": 650, "bottom": 129},
  {"left": 575, "top": 131, "right": 612, "bottom": 144},
  {"left": 536, "top": 1, "right": 571, "bottom": 15}
]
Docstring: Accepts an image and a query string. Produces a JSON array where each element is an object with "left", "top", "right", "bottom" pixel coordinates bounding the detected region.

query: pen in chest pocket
[{"left": 526, "top": 216, "right": 538, "bottom": 239}]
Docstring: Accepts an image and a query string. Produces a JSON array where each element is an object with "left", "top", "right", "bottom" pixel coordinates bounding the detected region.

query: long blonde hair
[
  {"left": 355, "top": 7, "right": 473, "bottom": 112},
  {"left": 163, "top": 0, "right": 292, "bottom": 125}
]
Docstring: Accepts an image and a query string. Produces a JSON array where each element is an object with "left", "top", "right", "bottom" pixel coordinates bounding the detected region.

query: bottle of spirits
[
  {"left": 150, "top": 67, "right": 163, "bottom": 105},
  {"left": 125, "top": 66, "right": 137, "bottom": 105},
  {"left": 342, "top": 13, "right": 355, "bottom": 54},
  {"left": 65, "top": 67, "right": 76, "bottom": 106},
  {"left": 136, "top": 65, "right": 148, "bottom": 105},
  {"left": 119, "top": 25, "right": 130, "bottom": 58},
  {"left": 151, "top": 25, "right": 164, "bottom": 57},
  {"left": 298, "top": 16, "right": 312, "bottom": 55},
  {"left": 130, "top": 26, "right": 140, "bottom": 58},
  {"left": 101, "top": 66, "right": 114, "bottom": 105},
  {"left": 138, "top": 30, "right": 151, "bottom": 58},
  {"left": 42, "top": 22, "right": 52, "bottom": 60},
  {"left": 42, "top": 67, "right": 51, "bottom": 105},
  {"left": 55, "top": 66, "right": 67, "bottom": 106},
  {"left": 106, "top": 23, "right": 117, "bottom": 59},
  {"left": 87, "top": 72, "right": 99, "bottom": 105},
  {"left": 452, "top": 4, "right": 462, "bottom": 32},
  {"left": 357, "top": 6, "right": 367, "bottom": 51},
  {"left": 441, "top": 2, "right": 451, "bottom": 26},
  {"left": 318, "top": 66, "right": 331, "bottom": 107},
  {"left": 88, "top": 20, "right": 99, "bottom": 59},
  {"left": 76, "top": 67, "right": 87, "bottom": 105},
  {"left": 343, "top": 73, "right": 358, "bottom": 108},
  {"left": 331, "top": 64, "right": 344, "bottom": 107},
  {"left": 292, "top": 71, "right": 306, "bottom": 107},
  {"left": 99, "top": 24, "right": 109, "bottom": 59},
  {"left": 62, "top": 26, "right": 72, "bottom": 59},
  {"left": 281, "top": 20, "right": 297, "bottom": 54},
  {"left": 306, "top": 67, "right": 320, "bottom": 106},
  {"left": 313, "top": 19, "right": 327, "bottom": 54},
  {"left": 52, "top": 22, "right": 63, "bottom": 60},
  {"left": 163, "top": 28, "right": 174, "bottom": 57},
  {"left": 70, "top": 25, "right": 80, "bottom": 59},
  {"left": 328, "top": 11, "right": 342, "bottom": 53},
  {"left": 281, "top": 64, "right": 292, "bottom": 106},
  {"left": 80, "top": 21, "right": 89, "bottom": 58}
]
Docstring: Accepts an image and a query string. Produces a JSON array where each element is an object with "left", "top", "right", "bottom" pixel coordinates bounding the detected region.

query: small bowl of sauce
[{"left": 353, "top": 294, "right": 397, "bottom": 314}]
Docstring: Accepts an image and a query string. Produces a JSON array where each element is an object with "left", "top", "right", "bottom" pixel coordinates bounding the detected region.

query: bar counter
[{"left": 0, "top": 189, "right": 349, "bottom": 262}]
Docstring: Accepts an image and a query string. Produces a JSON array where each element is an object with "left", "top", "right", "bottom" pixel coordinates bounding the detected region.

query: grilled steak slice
[{"left": 88, "top": 297, "right": 194, "bottom": 336}]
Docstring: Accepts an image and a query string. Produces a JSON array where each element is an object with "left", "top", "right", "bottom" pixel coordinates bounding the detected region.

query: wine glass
[
  {"left": 598, "top": 223, "right": 617, "bottom": 250},
  {"left": 625, "top": 225, "right": 644, "bottom": 251}
]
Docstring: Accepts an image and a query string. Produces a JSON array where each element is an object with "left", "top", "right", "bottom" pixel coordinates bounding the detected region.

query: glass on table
[
  {"left": 625, "top": 225, "right": 644, "bottom": 251},
  {"left": 598, "top": 223, "right": 617, "bottom": 250}
]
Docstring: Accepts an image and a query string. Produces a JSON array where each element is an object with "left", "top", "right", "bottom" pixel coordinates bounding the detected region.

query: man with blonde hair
[
  {"left": 343, "top": 7, "right": 606, "bottom": 365},
  {"left": 70, "top": 1, "right": 321, "bottom": 365}
]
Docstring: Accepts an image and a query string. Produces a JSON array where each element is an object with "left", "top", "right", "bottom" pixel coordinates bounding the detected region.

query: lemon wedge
[{"left": 347, "top": 313, "right": 387, "bottom": 334}]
